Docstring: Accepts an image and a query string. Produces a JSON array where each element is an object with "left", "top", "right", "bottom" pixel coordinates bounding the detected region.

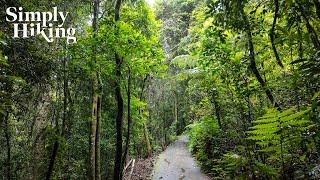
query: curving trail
[{"left": 152, "top": 136, "right": 210, "bottom": 180}]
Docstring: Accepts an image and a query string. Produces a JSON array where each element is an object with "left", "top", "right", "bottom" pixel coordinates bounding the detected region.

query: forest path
[{"left": 152, "top": 135, "right": 210, "bottom": 180}]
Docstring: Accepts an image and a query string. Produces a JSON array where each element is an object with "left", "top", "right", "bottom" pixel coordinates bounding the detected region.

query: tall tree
[
  {"left": 90, "top": 0, "right": 101, "bottom": 179},
  {"left": 121, "top": 68, "right": 131, "bottom": 179},
  {"left": 113, "top": 0, "right": 124, "bottom": 179}
]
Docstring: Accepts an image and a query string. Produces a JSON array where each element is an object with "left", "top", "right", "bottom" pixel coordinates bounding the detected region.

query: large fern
[{"left": 247, "top": 108, "right": 316, "bottom": 176}]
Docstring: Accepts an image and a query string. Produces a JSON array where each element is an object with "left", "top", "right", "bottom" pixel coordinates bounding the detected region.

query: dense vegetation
[
  {"left": 1, "top": 0, "right": 320, "bottom": 179},
  {"left": 160, "top": 0, "right": 320, "bottom": 179}
]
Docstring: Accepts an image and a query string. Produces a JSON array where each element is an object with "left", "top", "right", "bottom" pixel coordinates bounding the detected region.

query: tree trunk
[
  {"left": 90, "top": 88, "right": 97, "bottom": 179},
  {"left": 239, "top": 0, "right": 281, "bottom": 110},
  {"left": 138, "top": 75, "right": 151, "bottom": 156},
  {"left": 269, "top": 0, "right": 284, "bottom": 68},
  {"left": 90, "top": 0, "right": 101, "bottom": 179},
  {"left": 114, "top": 0, "right": 124, "bottom": 179},
  {"left": 121, "top": 68, "right": 131, "bottom": 179},
  {"left": 45, "top": 141, "right": 59, "bottom": 180},
  {"left": 95, "top": 95, "right": 101, "bottom": 180},
  {"left": 143, "top": 122, "right": 152, "bottom": 157},
  {"left": 114, "top": 56, "right": 124, "bottom": 180}
]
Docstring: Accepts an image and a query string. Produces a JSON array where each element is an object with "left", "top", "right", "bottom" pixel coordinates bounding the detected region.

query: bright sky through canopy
[{"left": 146, "top": 0, "right": 155, "bottom": 5}]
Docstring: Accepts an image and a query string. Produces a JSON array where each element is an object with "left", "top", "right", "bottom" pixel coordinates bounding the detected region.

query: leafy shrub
[
  {"left": 187, "top": 117, "right": 223, "bottom": 174},
  {"left": 187, "top": 107, "right": 319, "bottom": 179}
]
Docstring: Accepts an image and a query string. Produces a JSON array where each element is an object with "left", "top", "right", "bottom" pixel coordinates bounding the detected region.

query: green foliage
[
  {"left": 2, "top": 0, "right": 320, "bottom": 179},
  {"left": 291, "top": 51, "right": 320, "bottom": 87},
  {"left": 187, "top": 117, "right": 223, "bottom": 174},
  {"left": 218, "top": 151, "right": 253, "bottom": 179},
  {"left": 246, "top": 107, "right": 316, "bottom": 177},
  {"left": 1, "top": 0, "right": 165, "bottom": 179}
]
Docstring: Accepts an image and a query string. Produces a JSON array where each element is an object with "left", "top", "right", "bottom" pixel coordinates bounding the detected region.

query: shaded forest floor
[{"left": 123, "top": 155, "right": 157, "bottom": 180}]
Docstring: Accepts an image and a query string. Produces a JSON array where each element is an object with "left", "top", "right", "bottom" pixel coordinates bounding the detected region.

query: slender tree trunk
[
  {"left": 90, "top": 0, "right": 101, "bottom": 179},
  {"left": 114, "top": 55, "right": 124, "bottom": 180},
  {"left": 269, "top": 0, "right": 284, "bottom": 68},
  {"left": 114, "top": 1, "right": 124, "bottom": 179},
  {"left": 89, "top": 40, "right": 97, "bottom": 180},
  {"left": 138, "top": 75, "right": 151, "bottom": 156},
  {"left": 95, "top": 95, "right": 101, "bottom": 180},
  {"left": 121, "top": 68, "right": 131, "bottom": 179},
  {"left": 239, "top": 1, "right": 281, "bottom": 110},
  {"left": 143, "top": 122, "right": 152, "bottom": 156},
  {"left": 4, "top": 112, "right": 11, "bottom": 180},
  {"left": 45, "top": 141, "right": 59, "bottom": 180}
]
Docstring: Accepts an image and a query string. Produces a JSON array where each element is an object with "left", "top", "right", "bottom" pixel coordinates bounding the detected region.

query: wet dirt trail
[{"left": 152, "top": 136, "right": 210, "bottom": 180}]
